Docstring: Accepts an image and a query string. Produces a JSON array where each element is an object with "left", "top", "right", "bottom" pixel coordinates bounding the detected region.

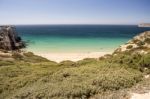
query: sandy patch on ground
[
  {"left": 131, "top": 92, "right": 150, "bottom": 99},
  {"left": 36, "top": 52, "right": 112, "bottom": 62}
]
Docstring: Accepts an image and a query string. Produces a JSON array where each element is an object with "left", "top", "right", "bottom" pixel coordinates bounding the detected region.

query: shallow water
[{"left": 16, "top": 25, "right": 150, "bottom": 53}]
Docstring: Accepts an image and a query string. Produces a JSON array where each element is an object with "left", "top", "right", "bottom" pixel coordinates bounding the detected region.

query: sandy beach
[
  {"left": 36, "top": 52, "right": 112, "bottom": 62},
  {"left": 131, "top": 92, "right": 150, "bottom": 99}
]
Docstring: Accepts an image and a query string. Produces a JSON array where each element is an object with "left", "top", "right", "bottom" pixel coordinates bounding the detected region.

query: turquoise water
[
  {"left": 16, "top": 25, "right": 150, "bottom": 53},
  {"left": 22, "top": 36, "right": 128, "bottom": 53}
]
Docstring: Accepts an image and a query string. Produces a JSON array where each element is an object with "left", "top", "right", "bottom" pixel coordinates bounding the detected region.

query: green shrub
[
  {"left": 92, "top": 69, "right": 142, "bottom": 90},
  {"left": 12, "top": 52, "right": 23, "bottom": 60},
  {"left": 110, "top": 53, "right": 142, "bottom": 70},
  {"left": 77, "top": 58, "right": 97, "bottom": 65},
  {"left": 1, "top": 49, "right": 148, "bottom": 98},
  {"left": 126, "top": 45, "right": 133, "bottom": 49},
  {"left": 6, "top": 63, "right": 142, "bottom": 99},
  {"left": 22, "top": 53, "right": 50, "bottom": 63},
  {"left": 23, "top": 52, "right": 34, "bottom": 57},
  {"left": 137, "top": 41, "right": 145, "bottom": 46},
  {"left": 144, "top": 38, "right": 150, "bottom": 44},
  {"left": 103, "top": 54, "right": 112, "bottom": 58},
  {"left": 132, "top": 39, "right": 140, "bottom": 43},
  {"left": 59, "top": 60, "right": 76, "bottom": 67},
  {"left": 99, "top": 56, "right": 105, "bottom": 60},
  {"left": 139, "top": 53, "right": 150, "bottom": 68},
  {"left": 0, "top": 61, "right": 14, "bottom": 66}
]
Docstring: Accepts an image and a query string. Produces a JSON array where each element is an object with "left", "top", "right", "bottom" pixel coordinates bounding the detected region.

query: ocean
[{"left": 16, "top": 25, "right": 150, "bottom": 53}]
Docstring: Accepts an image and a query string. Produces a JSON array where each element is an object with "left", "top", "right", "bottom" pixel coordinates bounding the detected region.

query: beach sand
[
  {"left": 36, "top": 52, "right": 112, "bottom": 62},
  {"left": 131, "top": 92, "right": 150, "bottom": 99}
]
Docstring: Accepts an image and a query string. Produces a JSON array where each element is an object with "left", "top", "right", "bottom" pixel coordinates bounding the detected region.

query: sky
[{"left": 0, "top": 0, "right": 150, "bottom": 25}]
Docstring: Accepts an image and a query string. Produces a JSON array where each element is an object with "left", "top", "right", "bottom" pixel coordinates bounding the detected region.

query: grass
[{"left": 0, "top": 51, "right": 148, "bottom": 99}]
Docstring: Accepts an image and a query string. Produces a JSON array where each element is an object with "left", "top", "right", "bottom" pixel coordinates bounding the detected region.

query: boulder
[{"left": 0, "top": 25, "right": 25, "bottom": 51}]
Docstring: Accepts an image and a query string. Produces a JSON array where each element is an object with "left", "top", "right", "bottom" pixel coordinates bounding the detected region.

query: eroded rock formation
[{"left": 0, "top": 26, "right": 25, "bottom": 51}]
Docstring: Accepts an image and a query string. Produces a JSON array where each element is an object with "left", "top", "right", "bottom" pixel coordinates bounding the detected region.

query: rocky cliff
[
  {"left": 138, "top": 23, "right": 150, "bottom": 27},
  {"left": 0, "top": 26, "right": 25, "bottom": 51},
  {"left": 114, "top": 31, "right": 150, "bottom": 54}
]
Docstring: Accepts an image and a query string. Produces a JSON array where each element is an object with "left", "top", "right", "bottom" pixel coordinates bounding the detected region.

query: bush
[
  {"left": 132, "top": 39, "right": 140, "bottom": 43},
  {"left": 126, "top": 45, "right": 133, "bottom": 49},
  {"left": 12, "top": 52, "right": 23, "bottom": 60},
  {"left": 126, "top": 46, "right": 150, "bottom": 53},
  {"left": 59, "top": 60, "right": 76, "bottom": 67},
  {"left": 144, "top": 38, "right": 150, "bottom": 44},
  {"left": 110, "top": 53, "right": 142, "bottom": 70},
  {"left": 139, "top": 53, "right": 150, "bottom": 68},
  {"left": 77, "top": 58, "right": 97, "bottom": 65},
  {"left": 1, "top": 49, "right": 148, "bottom": 98},
  {"left": 7, "top": 63, "right": 142, "bottom": 99},
  {"left": 0, "top": 60, "right": 14, "bottom": 66},
  {"left": 22, "top": 52, "right": 50, "bottom": 63},
  {"left": 137, "top": 41, "right": 145, "bottom": 46},
  {"left": 23, "top": 52, "right": 34, "bottom": 57}
]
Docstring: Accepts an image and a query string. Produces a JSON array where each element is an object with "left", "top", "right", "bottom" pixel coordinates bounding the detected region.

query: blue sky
[{"left": 0, "top": 0, "right": 150, "bottom": 25}]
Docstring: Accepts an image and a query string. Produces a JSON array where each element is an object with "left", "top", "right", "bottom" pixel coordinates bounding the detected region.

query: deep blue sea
[{"left": 15, "top": 25, "right": 150, "bottom": 53}]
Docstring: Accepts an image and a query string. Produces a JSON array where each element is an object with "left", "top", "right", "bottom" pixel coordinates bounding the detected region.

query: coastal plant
[
  {"left": 109, "top": 52, "right": 143, "bottom": 70},
  {"left": 136, "top": 41, "right": 145, "bottom": 46},
  {"left": 58, "top": 60, "right": 76, "bottom": 67},
  {"left": 132, "top": 39, "right": 140, "bottom": 44},
  {"left": 22, "top": 53, "right": 50, "bottom": 63},
  {"left": 144, "top": 38, "right": 150, "bottom": 44},
  {"left": 77, "top": 58, "right": 98, "bottom": 66},
  {"left": 139, "top": 53, "right": 150, "bottom": 68},
  {"left": 0, "top": 60, "right": 14, "bottom": 66},
  {"left": 126, "top": 45, "right": 133, "bottom": 49},
  {"left": 0, "top": 58, "right": 143, "bottom": 99},
  {"left": 23, "top": 52, "right": 34, "bottom": 57},
  {"left": 12, "top": 52, "right": 23, "bottom": 60}
]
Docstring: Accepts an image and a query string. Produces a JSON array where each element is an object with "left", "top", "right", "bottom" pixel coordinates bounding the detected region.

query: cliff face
[
  {"left": 0, "top": 26, "right": 25, "bottom": 51},
  {"left": 114, "top": 31, "right": 150, "bottom": 54}
]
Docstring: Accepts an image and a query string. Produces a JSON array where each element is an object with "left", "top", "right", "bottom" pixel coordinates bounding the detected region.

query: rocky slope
[
  {"left": 0, "top": 26, "right": 25, "bottom": 51},
  {"left": 114, "top": 31, "right": 150, "bottom": 54}
]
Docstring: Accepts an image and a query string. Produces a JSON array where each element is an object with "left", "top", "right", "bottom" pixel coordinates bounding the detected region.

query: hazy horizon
[
  {"left": 0, "top": 0, "right": 150, "bottom": 25},
  {"left": 0, "top": 24, "right": 140, "bottom": 25}
]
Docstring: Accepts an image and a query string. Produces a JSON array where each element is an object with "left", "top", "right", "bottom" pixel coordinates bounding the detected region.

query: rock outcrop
[
  {"left": 138, "top": 23, "right": 150, "bottom": 27},
  {"left": 114, "top": 31, "right": 150, "bottom": 54},
  {"left": 0, "top": 26, "right": 25, "bottom": 51}
]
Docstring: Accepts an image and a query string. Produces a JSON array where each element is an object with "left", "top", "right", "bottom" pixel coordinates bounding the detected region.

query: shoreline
[{"left": 35, "top": 51, "right": 112, "bottom": 62}]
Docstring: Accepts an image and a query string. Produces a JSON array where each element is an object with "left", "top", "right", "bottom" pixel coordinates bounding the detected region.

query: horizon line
[{"left": 0, "top": 23, "right": 138, "bottom": 26}]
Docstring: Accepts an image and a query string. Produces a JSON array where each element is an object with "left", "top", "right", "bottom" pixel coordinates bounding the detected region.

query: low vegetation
[
  {"left": 144, "top": 38, "right": 150, "bottom": 44},
  {"left": 126, "top": 45, "right": 133, "bottom": 49},
  {"left": 136, "top": 41, "right": 145, "bottom": 46},
  {"left": 0, "top": 51, "right": 150, "bottom": 99}
]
